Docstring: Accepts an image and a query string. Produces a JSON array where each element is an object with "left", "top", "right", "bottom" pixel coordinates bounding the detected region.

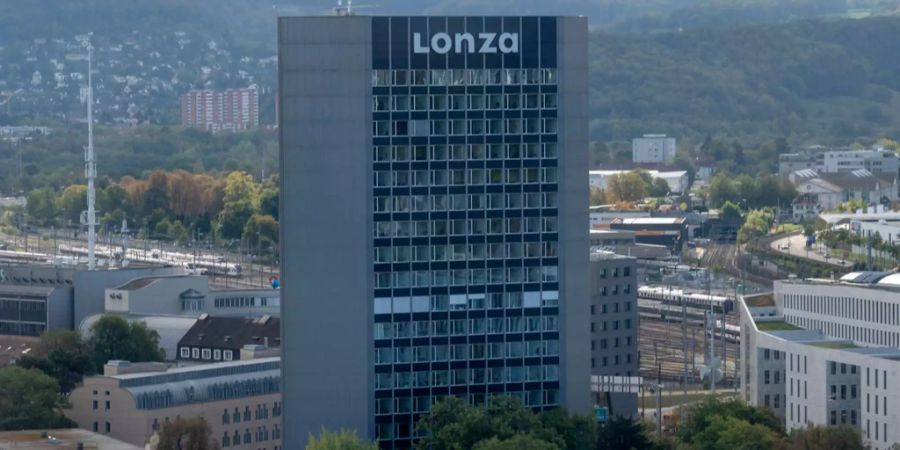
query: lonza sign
[{"left": 413, "top": 32, "right": 519, "bottom": 55}]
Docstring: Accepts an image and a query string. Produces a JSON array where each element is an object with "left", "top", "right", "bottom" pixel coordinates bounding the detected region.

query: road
[{"left": 769, "top": 233, "right": 847, "bottom": 268}]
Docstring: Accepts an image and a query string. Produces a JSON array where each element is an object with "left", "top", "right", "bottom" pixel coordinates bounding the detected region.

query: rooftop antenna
[{"left": 81, "top": 40, "right": 98, "bottom": 270}]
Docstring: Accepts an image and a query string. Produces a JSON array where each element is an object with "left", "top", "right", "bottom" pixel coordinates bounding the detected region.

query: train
[{"left": 638, "top": 286, "right": 734, "bottom": 313}]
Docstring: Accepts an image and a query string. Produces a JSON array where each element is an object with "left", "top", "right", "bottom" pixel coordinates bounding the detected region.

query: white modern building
[
  {"left": 820, "top": 149, "right": 900, "bottom": 176},
  {"left": 632, "top": 134, "right": 676, "bottom": 164},
  {"left": 740, "top": 273, "right": 900, "bottom": 449}
]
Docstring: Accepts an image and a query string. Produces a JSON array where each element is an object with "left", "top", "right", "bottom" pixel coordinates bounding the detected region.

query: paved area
[{"left": 769, "top": 233, "right": 847, "bottom": 268}]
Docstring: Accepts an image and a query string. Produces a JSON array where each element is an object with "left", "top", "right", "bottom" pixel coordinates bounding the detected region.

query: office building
[
  {"left": 0, "top": 264, "right": 182, "bottom": 337},
  {"left": 279, "top": 15, "right": 589, "bottom": 448},
  {"left": 67, "top": 358, "right": 282, "bottom": 449},
  {"left": 780, "top": 148, "right": 900, "bottom": 178},
  {"left": 632, "top": 134, "right": 676, "bottom": 164},
  {"left": 739, "top": 273, "right": 900, "bottom": 449},
  {"left": 820, "top": 149, "right": 900, "bottom": 176},
  {"left": 589, "top": 252, "right": 638, "bottom": 417},
  {"left": 181, "top": 86, "right": 259, "bottom": 132}
]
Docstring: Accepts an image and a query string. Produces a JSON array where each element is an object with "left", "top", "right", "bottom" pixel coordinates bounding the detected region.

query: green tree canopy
[
  {"left": 596, "top": 416, "right": 655, "bottom": 450},
  {"left": 693, "top": 415, "right": 785, "bottom": 450},
  {"left": 25, "top": 187, "right": 58, "bottom": 226},
  {"left": 787, "top": 424, "right": 864, "bottom": 450},
  {"left": 88, "top": 315, "right": 165, "bottom": 371},
  {"left": 305, "top": 428, "right": 377, "bottom": 450},
  {"left": 719, "top": 201, "right": 743, "bottom": 221},
  {"left": 473, "top": 434, "right": 560, "bottom": 450},
  {"left": 678, "top": 398, "right": 785, "bottom": 446},
  {"left": 0, "top": 366, "right": 75, "bottom": 430},
  {"left": 57, "top": 184, "right": 87, "bottom": 224},
  {"left": 16, "top": 329, "right": 95, "bottom": 393}
]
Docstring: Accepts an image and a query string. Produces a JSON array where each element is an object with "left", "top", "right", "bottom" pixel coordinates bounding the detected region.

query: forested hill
[{"left": 591, "top": 15, "right": 900, "bottom": 148}]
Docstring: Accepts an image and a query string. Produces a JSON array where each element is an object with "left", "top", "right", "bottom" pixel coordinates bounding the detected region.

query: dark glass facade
[{"left": 369, "top": 16, "right": 560, "bottom": 448}]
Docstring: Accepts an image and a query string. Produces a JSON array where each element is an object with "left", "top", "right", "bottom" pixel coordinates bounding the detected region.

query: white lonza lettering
[{"left": 413, "top": 32, "right": 519, "bottom": 54}]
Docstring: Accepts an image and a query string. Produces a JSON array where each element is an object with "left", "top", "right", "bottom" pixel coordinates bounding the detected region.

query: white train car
[{"left": 638, "top": 286, "right": 734, "bottom": 313}]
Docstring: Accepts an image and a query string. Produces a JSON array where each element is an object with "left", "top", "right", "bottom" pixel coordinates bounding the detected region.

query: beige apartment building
[{"left": 67, "top": 358, "right": 282, "bottom": 449}]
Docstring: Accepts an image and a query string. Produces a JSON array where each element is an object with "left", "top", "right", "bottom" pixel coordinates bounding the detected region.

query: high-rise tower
[{"left": 278, "top": 16, "right": 589, "bottom": 448}]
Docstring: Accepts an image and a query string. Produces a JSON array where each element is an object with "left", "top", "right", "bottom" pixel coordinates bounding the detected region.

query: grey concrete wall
[
  {"left": 73, "top": 267, "right": 184, "bottom": 327},
  {"left": 47, "top": 286, "right": 73, "bottom": 331},
  {"left": 589, "top": 255, "right": 639, "bottom": 417},
  {"left": 279, "top": 16, "right": 374, "bottom": 447},
  {"left": 107, "top": 276, "right": 205, "bottom": 316},
  {"left": 557, "top": 16, "right": 591, "bottom": 414}
]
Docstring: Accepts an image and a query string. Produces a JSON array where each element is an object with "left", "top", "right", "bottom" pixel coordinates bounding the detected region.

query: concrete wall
[
  {"left": 47, "top": 286, "right": 73, "bottom": 330},
  {"left": 557, "top": 16, "right": 591, "bottom": 414},
  {"left": 106, "top": 276, "right": 207, "bottom": 316},
  {"left": 279, "top": 16, "right": 374, "bottom": 448},
  {"left": 74, "top": 267, "right": 184, "bottom": 327},
  {"left": 589, "top": 255, "right": 638, "bottom": 417}
]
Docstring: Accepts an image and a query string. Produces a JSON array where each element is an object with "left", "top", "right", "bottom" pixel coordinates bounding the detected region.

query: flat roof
[
  {"left": 613, "top": 217, "right": 685, "bottom": 225},
  {"left": 0, "top": 429, "right": 141, "bottom": 449},
  {"left": 111, "top": 356, "right": 280, "bottom": 381}
]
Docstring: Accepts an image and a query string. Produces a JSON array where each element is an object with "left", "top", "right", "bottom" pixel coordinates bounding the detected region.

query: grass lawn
[{"left": 756, "top": 321, "right": 802, "bottom": 331}]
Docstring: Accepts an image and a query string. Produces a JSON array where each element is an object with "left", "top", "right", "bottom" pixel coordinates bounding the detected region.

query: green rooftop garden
[
  {"left": 810, "top": 341, "right": 858, "bottom": 349},
  {"left": 756, "top": 321, "right": 802, "bottom": 331}
]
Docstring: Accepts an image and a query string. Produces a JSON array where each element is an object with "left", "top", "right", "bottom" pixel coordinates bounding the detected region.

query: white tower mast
[{"left": 84, "top": 43, "right": 97, "bottom": 270}]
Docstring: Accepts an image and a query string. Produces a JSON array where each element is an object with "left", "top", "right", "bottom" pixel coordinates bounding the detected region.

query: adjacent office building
[
  {"left": 279, "top": 15, "right": 589, "bottom": 448},
  {"left": 0, "top": 264, "right": 182, "bottom": 337},
  {"left": 589, "top": 251, "right": 638, "bottom": 417},
  {"left": 740, "top": 273, "right": 900, "bottom": 449}
]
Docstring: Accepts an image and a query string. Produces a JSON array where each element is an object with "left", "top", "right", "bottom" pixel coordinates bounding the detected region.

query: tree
[
  {"left": 57, "top": 184, "right": 87, "bottom": 224},
  {"left": 0, "top": 366, "right": 75, "bottom": 430},
  {"left": 258, "top": 176, "right": 279, "bottom": 220},
  {"left": 88, "top": 315, "right": 165, "bottom": 370},
  {"left": 590, "top": 188, "right": 609, "bottom": 206},
  {"left": 719, "top": 201, "right": 743, "bottom": 221},
  {"left": 305, "top": 429, "right": 377, "bottom": 450},
  {"left": 708, "top": 174, "right": 737, "bottom": 209},
  {"left": 98, "top": 184, "right": 131, "bottom": 219},
  {"left": 155, "top": 416, "right": 219, "bottom": 450},
  {"left": 142, "top": 171, "right": 171, "bottom": 218},
  {"left": 16, "top": 330, "right": 95, "bottom": 393},
  {"left": 217, "top": 171, "right": 259, "bottom": 240},
  {"left": 26, "top": 188, "right": 58, "bottom": 226},
  {"left": 738, "top": 209, "right": 774, "bottom": 243},
  {"left": 787, "top": 425, "right": 864, "bottom": 450},
  {"left": 650, "top": 178, "right": 671, "bottom": 197},
  {"left": 693, "top": 415, "right": 785, "bottom": 450},
  {"left": 596, "top": 417, "right": 655, "bottom": 450},
  {"left": 416, "top": 397, "right": 494, "bottom": 450},
  {"left": 607, "top": 171, "right": 649, "bottom": 203},
  {"left": 243, "top": 214, "right": 278, "bottom": 249},
  {"left": 473, "top": 434, "right": 560, "bottom": 450},
  {"left": 678, "top": 398, "right": 784, "bottom": 446},
  {"left": 415, "top": 397, "right": 603, "bottom": 450},
  {"left": 538, "top": 409, "right": 596, "bottom": 450}
]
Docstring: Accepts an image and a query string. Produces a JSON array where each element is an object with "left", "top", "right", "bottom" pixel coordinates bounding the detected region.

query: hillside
[
  {"left": 591, "top": 16, "right": 900, "bottom": 148},
  {"left": 2, "top": 3, "right": 900, "bottom": 191}
]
